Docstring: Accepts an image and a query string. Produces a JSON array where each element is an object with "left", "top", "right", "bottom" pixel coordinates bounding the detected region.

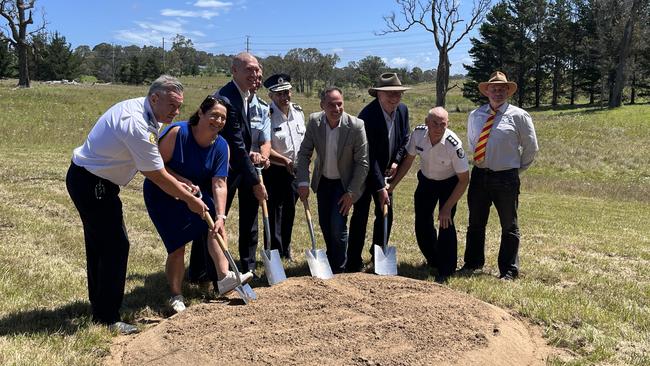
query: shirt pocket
[{"left": 492, "top": 117, "right": 516, "bottom": 141}]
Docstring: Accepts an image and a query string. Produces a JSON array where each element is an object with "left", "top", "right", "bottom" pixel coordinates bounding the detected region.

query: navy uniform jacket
[
  {"left": 358, "top": 98, "right": 410, "bottom": 192},
  {"left": 215, "top": 81, "right": 259, "bottom": 187}
]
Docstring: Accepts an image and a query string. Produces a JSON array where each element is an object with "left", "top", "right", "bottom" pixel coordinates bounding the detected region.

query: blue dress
[{"left": 143, "top": 122, "right": 229, "bottom": 253}]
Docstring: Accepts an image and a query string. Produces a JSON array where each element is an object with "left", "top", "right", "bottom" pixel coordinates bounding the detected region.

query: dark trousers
[
  {"left": 414, "top": 172, "right": 459, "bottom": 277},
  {"left": 347, "top": 187, "right": 393, "bottom": 272},
  {"left": 66, "top": 162, "right": 128, "bottom": 325},
  {"left": 263, "top": 165, "right": 298, "bottom": 258},
  {"left": 464, "top": 167, "right": 520, "bottom": 276},
  {"left": 188, "top": 173, "right": 260, "bottom": 279},
  {"left": 316, "top": 177, "right": 349, "bottom": 274}
]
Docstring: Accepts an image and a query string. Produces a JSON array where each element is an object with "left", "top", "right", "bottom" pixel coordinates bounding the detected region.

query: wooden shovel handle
[
  {"left": 203, "top": 212, "right": 228, "bottom": 251},
  {"left": 383, "top": 202, "right": 388, "bottom": 217},
  {"left": 303, "top": 199, "right": 312, "bottom": 222}
]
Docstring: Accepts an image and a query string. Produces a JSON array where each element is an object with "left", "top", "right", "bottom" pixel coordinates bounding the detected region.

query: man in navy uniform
[
  {"left": 348, "top": 73, "right": 411, "bottom": 272},
  {"left": 263, "top": 73, "right": 305, "bottom": 259}
]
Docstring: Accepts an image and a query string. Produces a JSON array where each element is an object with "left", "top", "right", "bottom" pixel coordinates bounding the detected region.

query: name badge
[
  {"left": 415, "top": 146, "right": 423, "bottom": 151},
  {"left": 274, "top": 127, "right": 282, "bottom": 132}
]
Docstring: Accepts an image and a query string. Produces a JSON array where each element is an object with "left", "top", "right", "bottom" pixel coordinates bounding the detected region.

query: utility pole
[
  {"left": 162, "top": 37, "right": 166, "bottom": 73},
  {"left": 246, "top": 35, "right": 250, "bottom": 53},
  {"left": 111, "top": 43, "right": 115, "bottom": 83}
]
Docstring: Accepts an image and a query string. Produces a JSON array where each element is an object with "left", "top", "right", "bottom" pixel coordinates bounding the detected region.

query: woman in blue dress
[{"left": 143, "top": 95, "right": 253, "bottom": 313}]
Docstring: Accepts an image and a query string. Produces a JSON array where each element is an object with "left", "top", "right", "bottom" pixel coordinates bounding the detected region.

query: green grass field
[{"left": 0, "top": 76, "right": 648, "bottom": 365}]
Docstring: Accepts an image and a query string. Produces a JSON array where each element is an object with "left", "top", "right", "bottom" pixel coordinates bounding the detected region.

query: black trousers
[
  {"left": 347, "top": 187, "right": 393, "bottom": 272},
  {"left": 316, "top": 177, "right": 349, "bottom": 274},
  {"left": 464, "top": 167, "right": 520, "bottom": 276},
  {"left": 414, "top": 171, "right": 459, "bottom": 277},
  {"left": 263, "top": 164, "right": 298, "bottom": 258},
  {"left": 66, "top": 162, "right": 128, "bottom": 325}
]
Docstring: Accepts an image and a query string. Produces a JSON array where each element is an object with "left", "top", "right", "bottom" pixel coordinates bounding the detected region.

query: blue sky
[{"left": 36, "top": 0, "right": 481, "bottom": 74}]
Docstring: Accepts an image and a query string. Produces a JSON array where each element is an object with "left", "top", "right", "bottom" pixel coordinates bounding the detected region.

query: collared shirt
[
  {"left": 467, "top": 103, "right": 538, "bottom": 171},
  {"left": 248, "top": 94, "right": 271, "bottom": 153},
  {"left": 233, "top": 80, "right": 250, "bottom": 116},
  {"left": 382, "top": 108, "right": 396, "bottom": 157},
  {"left": 407, "top": 126, "right": 469, "bottom": 180},
  {"left": 323, "top": 116, "right": 341, "bottom": 179},
  {"left": 72, "top": 97, "right": 164, "bottom": 186},
  {"left": 269, "top": 102, "right": 305, "bottom": 164}
]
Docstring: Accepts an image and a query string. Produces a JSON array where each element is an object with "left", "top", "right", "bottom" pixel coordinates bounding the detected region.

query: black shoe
[
  {"left": 499, "top": 272, "right": 517, "bottom": 281},
  {"left": 458, "top": 265, "right": 482, "bottom": 275},
  {"left": 434, "top": 275, "right": 448, "bottom": 284}
]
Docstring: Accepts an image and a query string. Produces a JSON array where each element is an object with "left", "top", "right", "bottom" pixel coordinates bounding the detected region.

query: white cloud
[
  {"left": 135, "top": 20, "right": 184, "bottom": 35},
  {"left": 161, "top": 9, "right": 220, "bottom": 19},
  {"left": 189, "top": 30, "right": 207, "bottom": 37},
  {"left": 115, "top": 20, "right": 194, "bottom": 46},
  {"left": 389, "top": 57, "right": 410, "bottom": 67},
  {"left": 194, "top": 0, "right": 232, "bottom": 9},
  {"left": 331, "top": 48, "right": 344, "bottom": 53}
]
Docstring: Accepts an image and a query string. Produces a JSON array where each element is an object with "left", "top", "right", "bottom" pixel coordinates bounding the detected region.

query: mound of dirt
[{"left": 107, "top": 274, "right": 554, "bottom": 365}]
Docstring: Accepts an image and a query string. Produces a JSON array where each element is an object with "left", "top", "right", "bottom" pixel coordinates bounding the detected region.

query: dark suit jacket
[
  {"left": 358, "top": 99, "right": 410, "bottom": 192},
  {"left": 215, "top": 81, "right": 258, "bottom": 187}
]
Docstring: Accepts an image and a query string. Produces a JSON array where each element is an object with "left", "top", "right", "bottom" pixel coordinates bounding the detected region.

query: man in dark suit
[
  {"left": 296, "top": 87, "right": 369, "bottom": 273},
  {"left": 189, "top": 52, "right": 268, "bottom": 280},
  {"left": 347, "top": 73, "right": 411, "bottom": 272}
]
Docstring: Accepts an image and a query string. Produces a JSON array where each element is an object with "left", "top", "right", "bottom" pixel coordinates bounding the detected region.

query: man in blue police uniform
[
  {"left": 262, "top": 73, "right": 305, "bottom": 259},
  {"left": 388, "top": 107, "right": 469, "bottom": 283},
  {"left": 348, "top": 73, "right": 411, "bottom": 272},
  {"left": 461, "top": 71, "right": 538, "bottom": 280},
  {"left": 248, "top": 75, "right": 271, "bottom": 168}
]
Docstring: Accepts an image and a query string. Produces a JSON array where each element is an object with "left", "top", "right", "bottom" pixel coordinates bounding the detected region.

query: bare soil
[{"left": 107, "top": 273, "right": 558, "bottom": 365}]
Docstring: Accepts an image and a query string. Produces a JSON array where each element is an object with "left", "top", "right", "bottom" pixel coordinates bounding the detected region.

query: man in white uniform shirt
[
  {"left": 461, "top": 71, "right": 538, "bottom": 280},
  {"left": 262, "top": 73, "right": 305, "bottom": 259},
  {"left": 66, "top": 75, "right": 206, "bottom": 334},
  {"left": 389, "top": 107, "right": 469, "bottom": 283}
]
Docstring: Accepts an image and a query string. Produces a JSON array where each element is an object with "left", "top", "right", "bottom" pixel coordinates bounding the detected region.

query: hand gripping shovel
[
  {"left": 256, "top": 167, "right": 287, "bottom": 286},
  {"left": 202, "top": 213, "right": 257, "bottom": 304},
  {"left": 303, "top": 200, "right": 334, "bottom": 279},
  {"left": 374, "top": 203, "right": 398, "bottom": 276}
]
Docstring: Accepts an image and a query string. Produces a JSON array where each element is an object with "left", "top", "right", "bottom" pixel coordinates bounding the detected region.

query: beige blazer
[{"left": 296, "top": 111, "right": 369, "bottom": 202}]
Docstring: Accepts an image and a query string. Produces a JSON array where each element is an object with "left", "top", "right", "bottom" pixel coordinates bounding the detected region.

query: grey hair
[
  {"left": 319, "top": 86, "right": 343, "bottom": 102},
  {"left": 148, "top": 75, "right": 184, "bottom": 97},
  {"left": 232, "top": 52, "right": 257, "bottom": 69}
]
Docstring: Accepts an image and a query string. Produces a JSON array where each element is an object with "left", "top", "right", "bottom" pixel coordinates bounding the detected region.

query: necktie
[{"left": 473, "top": 107, "right": 496, "bottom": 164}]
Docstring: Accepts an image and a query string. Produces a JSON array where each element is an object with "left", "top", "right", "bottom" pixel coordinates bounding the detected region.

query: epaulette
[
  {"left": 446, "top": 134, "right": 459, "bottom": 147},
  {"left": 258, "top": 97, "right": 268, "bottom": 107},
  {"left": 414, "top": 124, "right": 427, "bottom": 131},
  {"left": 292, "top": 103, "right": 303, "bottom": 111}
]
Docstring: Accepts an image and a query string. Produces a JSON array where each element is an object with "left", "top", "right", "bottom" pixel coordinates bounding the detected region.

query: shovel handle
[
  {"left": 383, "top": 202, "right": 388, "bottom": 217},
  {"left": 303, "top": 200, "right": 317, "bottom": 251},
  {"left": 203, "top": 212, "right": 228, "bottom": 251},
  {"left": 383, "top": 203, "right": 388, "bottom": 249}
]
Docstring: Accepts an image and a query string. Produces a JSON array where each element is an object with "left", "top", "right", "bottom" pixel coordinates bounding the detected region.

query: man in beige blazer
[{"left": 296, "top": 87, "right": 369, "bottom": 273}]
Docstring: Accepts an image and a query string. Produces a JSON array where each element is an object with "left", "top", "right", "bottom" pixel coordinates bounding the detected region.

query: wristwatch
[{"left": 216, "top": 214, "right": 227, "bottom": 221}]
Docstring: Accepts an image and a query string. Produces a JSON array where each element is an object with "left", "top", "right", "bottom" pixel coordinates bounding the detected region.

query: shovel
[
  {"left": 303, "top": 200, "right": 334, "bottom": 279},
  {"left": 256, "top": 167, "right": 287, "bottom": 286},
  {"left": 374, "top": 203, "right": 397, "bottom": 276},
  {"left": 202, "top": 213, "right": 257, "bottom": 304}
]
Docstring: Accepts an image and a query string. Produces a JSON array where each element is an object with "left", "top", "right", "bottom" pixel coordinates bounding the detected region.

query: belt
[{"left": 473, "top": 167, "right": 517, "bottom": 174}]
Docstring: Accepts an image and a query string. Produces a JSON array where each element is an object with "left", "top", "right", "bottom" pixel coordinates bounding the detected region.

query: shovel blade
[
  {"left": 374, "top": 244, "right": 398, "bottom": 276},
  {"left": 234, "top": 284, "right": 257, "bottom": 304},
  {"left": 305, "top": 249, "right": 334, "bottom": 279},
  {"left": 262, "top": 249, "right": 287, "bottom": 286}
]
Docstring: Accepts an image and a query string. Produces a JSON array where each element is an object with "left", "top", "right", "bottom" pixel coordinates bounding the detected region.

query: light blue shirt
[{"left": 248, "top": 94, "right": 271, "bottom": 153}]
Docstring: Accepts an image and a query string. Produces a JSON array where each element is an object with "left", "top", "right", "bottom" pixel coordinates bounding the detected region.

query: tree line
[
  {"left": 0, "top": 31, "right": 442, "bottom": 90},
  {"left": 462, "top": 0, "right": 650, "bottom": 107}
]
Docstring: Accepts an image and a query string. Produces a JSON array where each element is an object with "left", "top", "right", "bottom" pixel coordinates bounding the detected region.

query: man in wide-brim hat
[
  {"left": 460, "top": 70, "right": 538, "bottom": 281},
  {"left": 347, "top": 73, "right": 411, "bottom": 272}
]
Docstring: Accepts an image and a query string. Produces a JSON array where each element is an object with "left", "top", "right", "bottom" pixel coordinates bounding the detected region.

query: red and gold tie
[{"left": 473, "top": 107, "right": 496, "bottom": 164}]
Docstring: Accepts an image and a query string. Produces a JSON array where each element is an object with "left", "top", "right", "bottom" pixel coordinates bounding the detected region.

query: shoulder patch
[
  {"left": 456, "top": 147, "right": 465, "bottom": 159},
  {"left": 148, "top": 132, "right": 158, "bottom": 145},
  {"left": 292, "top": 103, "right": 303, "bottom": 111},
  {"left": 414, "top": 124, "right": 427, "bottom": 131},
  {"left": 446, "top": 135, "right": 459, "bottom": 147}
]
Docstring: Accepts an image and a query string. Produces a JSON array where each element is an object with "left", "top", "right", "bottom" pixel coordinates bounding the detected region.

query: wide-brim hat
[
  {"left": 478, "top": 71, "right": 517, "bottom": 97},
  {"left": 263, "top": 73, "right": 292, "bottom": 92},
  {"left": 368, "top": 73, "right": 411, "bottom": 97}
]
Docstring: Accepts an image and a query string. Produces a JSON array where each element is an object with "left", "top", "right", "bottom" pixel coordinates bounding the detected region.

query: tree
[
  {"left": 33, "top": 32, "right": 79, "bottom": 80},
  {"left": 382, "top": 0, "right": 491, "bottom": 107},
  {"left": 357, "top": 55, "right": 387, "bottom": 87},
  {"left": 0, "top": 0, "right": 45, "bottom": 87},
  {"left": 0, "top": 33, "right": 15, "bottom": 77},
  {"left": 609, "top": 0, "right": 644, "bottom": 107}
]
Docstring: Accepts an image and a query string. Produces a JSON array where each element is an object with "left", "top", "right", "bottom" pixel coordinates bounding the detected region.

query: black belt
[{"left": 473, "top": 167, "right": 517, "bottom": 174}]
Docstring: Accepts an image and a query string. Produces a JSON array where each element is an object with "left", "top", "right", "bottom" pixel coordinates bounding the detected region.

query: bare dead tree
[
  {"left": 0, "top": 0, "right": 45, "bottom": 87},
  {"left": 380, "top": 0, "right": 491, "bottom": 107}
]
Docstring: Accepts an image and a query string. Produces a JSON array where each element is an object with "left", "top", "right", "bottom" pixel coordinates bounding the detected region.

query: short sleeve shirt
[
  {"left": 269, "top": 102, "right": 306, "bottom": 164},
  {"left": 249, "top": 95, "right": 271, "bottom": 153},
  {"left": 72, "top": 97, "right": 164, "bottom": 186},
  {"left": 406, "top": 126, "right": 469, "bottom": 180}
]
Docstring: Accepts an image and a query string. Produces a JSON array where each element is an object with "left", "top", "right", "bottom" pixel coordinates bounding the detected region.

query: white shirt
[
  {"left": 72, "top": 97, "right": 164, "bottom": 186},
  {"left": 406, "top": 126, "right": 469, "bottom": 180},
  {"left": 382, "top": 108, "right": 396, "bottom": 157},
  {"left": 233, "top": 80, "right": 250, "bottom": 117},
  {"left": 467, "top": 103, "right": 538, "bottom": 171},
  {"left": 269, "top": 102, "right": 305, "bottom": 165},
  {"left": 323, "top": 116, "right": 341, "bottom": 179}
]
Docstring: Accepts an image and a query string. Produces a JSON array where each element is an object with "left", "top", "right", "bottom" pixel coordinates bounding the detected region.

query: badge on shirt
[
  {"left": 456, "top": 148, "right": 465, "bottom": 159},
  {"left": 149, "top": 132, "right": 158, "bottom": 145},
  {"left": 274, "top": 127, "right": 282, "bottom": 132}
]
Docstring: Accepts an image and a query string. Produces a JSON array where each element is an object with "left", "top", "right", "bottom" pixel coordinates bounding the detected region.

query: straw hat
[
  {"left": 478, "top": 71, "right": 517, "bottom": 97},
  {"left": 368, "top": 73, "right": 411, "bottom": 97}
]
